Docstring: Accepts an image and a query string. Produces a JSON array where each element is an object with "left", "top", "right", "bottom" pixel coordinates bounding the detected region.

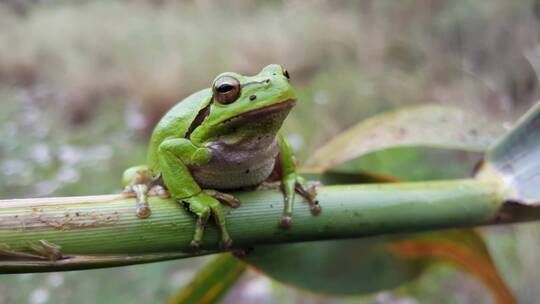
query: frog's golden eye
[{"left": 213, "top": 76, "right": 241, "bottom": 104}]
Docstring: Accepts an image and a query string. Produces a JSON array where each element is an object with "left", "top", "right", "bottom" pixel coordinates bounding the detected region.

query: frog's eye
[
  {"left": 283, "top": 69, "right": 290, "bottom": 79},
  {"left": 213, "top": 76, "right": 241, "bottom": 104}
]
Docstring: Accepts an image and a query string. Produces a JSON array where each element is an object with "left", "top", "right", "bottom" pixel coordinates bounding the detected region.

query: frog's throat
[{"left": 220, "top": 98, "right": 296, "bottom": 124}]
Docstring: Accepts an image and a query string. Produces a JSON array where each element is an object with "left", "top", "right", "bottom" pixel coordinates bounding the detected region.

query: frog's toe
[
  {"left": 190, "top": 240, "right": 203, "bottom": 250},
  {"left": 204, "top": 190, "right": 241, "bottom": 208},
  {"left": 148, "top": 185, "right": 170, "bottom": 199},
  {"left": 220, "top": 239, "right": 233, "bottom": 250},
  {"left": 220, "top": 196, "right": 241, "bottom": 208},
  {"left": 310, "top": 201, "right": 321, "bottom": 215},
  {"left": 123, "top": 183, "right": 152, "bottom": 219},
  {"left": 279, "top": 215, "right": 293, "bottom": 229},
  {"left": 136, "top": 205, "right": 152, "bottom": 219},
  {"left": 294, "top": 181, "right": 321, "bottom": 216}
]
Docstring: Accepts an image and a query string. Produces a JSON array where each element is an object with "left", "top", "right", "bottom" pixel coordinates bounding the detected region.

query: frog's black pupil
[
  {"left": 284, "top": 69, "right": 290, "bottom": 79},
  {"left": 217, "top": 83, "right": 234, "bottom": 93}
]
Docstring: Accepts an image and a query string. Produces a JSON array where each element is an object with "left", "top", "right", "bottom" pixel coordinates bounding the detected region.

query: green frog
[{"left": 121, "top": 64, "right": 320, "bottom": 248}]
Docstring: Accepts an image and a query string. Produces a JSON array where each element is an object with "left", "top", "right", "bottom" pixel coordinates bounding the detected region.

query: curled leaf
[
  {"left": 480, "top": 101, "right": 540, "bottom": 206},
  {"left": 306, "top": 104, "right": 503, "bottom": 171}
]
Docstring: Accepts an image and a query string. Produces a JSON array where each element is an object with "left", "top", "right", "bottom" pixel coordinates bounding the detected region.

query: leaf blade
[
  {"left": 388, "top": 230, "right": 516, "bottom": 304},
  {"left": 306, "top": 104, "right": 503, "bottom": 170}
]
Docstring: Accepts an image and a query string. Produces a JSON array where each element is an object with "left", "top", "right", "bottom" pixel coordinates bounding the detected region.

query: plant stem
[
  {"left": 0, "top": 179, "right": 515, "bottom": 273},
  {"left": 166, "top": 253, "right": 246, "bottom": 304}
]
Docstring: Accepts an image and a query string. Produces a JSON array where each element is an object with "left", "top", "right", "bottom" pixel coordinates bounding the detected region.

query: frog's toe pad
[
  {"left": 225, "top": 198, "right": 241, "bottom": 208},
  {"left": 136, "top": 206, "right": 152, "bottom": 219},
  {"left": 190, "top": 240, "right": 203, "bottom": 250},
  {"left": 310, "top": 201, "right": 322, "bottom": 215},
  {"left": 279, "top": 215, "right": 293, "bottom": 229},
  {"left": 148, "top": 185, "right": 170, "bottom": 198}
]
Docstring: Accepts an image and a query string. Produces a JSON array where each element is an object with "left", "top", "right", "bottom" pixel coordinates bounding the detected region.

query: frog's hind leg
[{"left": 274, "top": 133, "right": 321, "bottom": 228}]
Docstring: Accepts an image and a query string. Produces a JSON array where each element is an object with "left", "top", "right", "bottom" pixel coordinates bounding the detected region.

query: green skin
[{"left": 121, "top": 64, "right": 320, "bottom": 248}]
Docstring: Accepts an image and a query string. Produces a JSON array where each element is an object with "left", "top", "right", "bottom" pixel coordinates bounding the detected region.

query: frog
[{"left": 121, "top": 64, "right": 320, "bottom": 249}]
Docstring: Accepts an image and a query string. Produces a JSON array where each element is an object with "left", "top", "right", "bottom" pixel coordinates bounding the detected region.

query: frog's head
[{"left": 190, "top": 64, "right": 297, "bottom": 144}]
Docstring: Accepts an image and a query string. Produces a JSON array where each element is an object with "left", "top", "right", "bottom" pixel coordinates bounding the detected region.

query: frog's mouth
[{"left": 222, "top": 98, "right": 296, "bottom": 124}]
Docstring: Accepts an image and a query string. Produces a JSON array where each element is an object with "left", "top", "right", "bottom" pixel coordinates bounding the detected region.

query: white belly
[{"left": 189, "top": 136, "right": 279, "bottom": 190}]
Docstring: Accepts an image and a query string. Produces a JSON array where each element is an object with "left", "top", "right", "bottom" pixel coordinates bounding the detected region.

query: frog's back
[{"left": 147, "top": 88, "right": 212, "bottom": 172}]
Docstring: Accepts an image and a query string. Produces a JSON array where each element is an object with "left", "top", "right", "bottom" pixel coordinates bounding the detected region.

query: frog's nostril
[{"left": 249, "top": 95, "right": 257, "bottom": 101}]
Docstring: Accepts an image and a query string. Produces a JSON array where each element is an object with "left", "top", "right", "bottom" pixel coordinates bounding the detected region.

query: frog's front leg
[
  {"left": 184, "top": 191, "right": 235, "bottom": 248},
  {"left": 157, "top": 138, "right": 237, "bottom": 248},
  {"left": 121, "top": 165, "right": 160, "bottom": 218},
  {"left": 276, "top": 133, "right": 321, "bottom": 228}
]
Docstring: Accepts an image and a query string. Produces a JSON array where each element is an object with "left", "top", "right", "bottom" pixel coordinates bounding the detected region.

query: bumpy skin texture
[{"left": 122, "top": 64, "right": 319, "bottom": 248}]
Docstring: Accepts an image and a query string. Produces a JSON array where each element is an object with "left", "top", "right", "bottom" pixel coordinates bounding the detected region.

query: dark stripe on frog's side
[
  {"left": 146, "top": 88, "right": 213, "bottom": 172},
  {"left": 185, "top": 101, "right": 212, "bottom": 139}
]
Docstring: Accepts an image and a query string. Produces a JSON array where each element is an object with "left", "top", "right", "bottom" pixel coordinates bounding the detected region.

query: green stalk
[{"left": 0, "top": 179, "right": 510, "bottom": 273}]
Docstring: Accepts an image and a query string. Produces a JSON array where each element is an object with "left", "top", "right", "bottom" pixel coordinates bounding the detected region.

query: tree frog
[{"left": 121, "top": 64, "right": 320, "bottom": 248}]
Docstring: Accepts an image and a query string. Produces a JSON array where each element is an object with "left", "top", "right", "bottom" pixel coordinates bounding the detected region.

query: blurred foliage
[
  {"left": 0, "top": 0, "right": 539, "bottom": 303},
  {"left": 167, "top": 253, "right": 246, "bottom": 304}
]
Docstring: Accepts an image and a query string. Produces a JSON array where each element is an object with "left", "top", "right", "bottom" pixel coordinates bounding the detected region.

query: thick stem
[{"left": 0, "top": 179, "right": 508, "bottom": 273}]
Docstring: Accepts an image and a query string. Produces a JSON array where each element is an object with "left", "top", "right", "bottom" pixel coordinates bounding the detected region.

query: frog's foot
[
  {"left": 121, "top": 165, "right": 154, "bottom": 219},
  {"left": 279, "top": 214, "right": 293, "bottom": 228},
  {"left": 190, "top": 239, "right": 203, "bottom": 250},
  {"left": 278, "top": 177, "right": 321, "bottom": 229},
  {"left": 203, "top": 189, "right": 241, "bottom": 208},
  {"left": 0, "top": 240, "right": 63, "bottom": 262},
  {"left": 220, "top": 238, "right": 233, "bottom": 250},
  {"left": 295, "top": 180, "right": 321, "bottom": 215},
  {"left": 189, "top": 211, "right": 209, "bottom": 251},
  {"left": 185, "top": 192, "right": 234, "bottom": 250},
  {"left": 148, "top": 185, "right": 170, "bottom": 199},
  {"left": 123, "top": 184, "right": 151, "bottom": 219},
  {"left": 26, "top": 240, "right": 63, "bottom": 261}
]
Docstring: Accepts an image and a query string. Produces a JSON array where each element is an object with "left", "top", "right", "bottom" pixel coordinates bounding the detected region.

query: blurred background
[{"left": 1, "top": 0, "right": 540, "bottom": 303}]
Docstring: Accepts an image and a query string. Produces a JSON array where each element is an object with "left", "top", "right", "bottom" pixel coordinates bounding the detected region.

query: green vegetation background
[{"left": 0, "top": 1, "right": 539, "bottom": 303}]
